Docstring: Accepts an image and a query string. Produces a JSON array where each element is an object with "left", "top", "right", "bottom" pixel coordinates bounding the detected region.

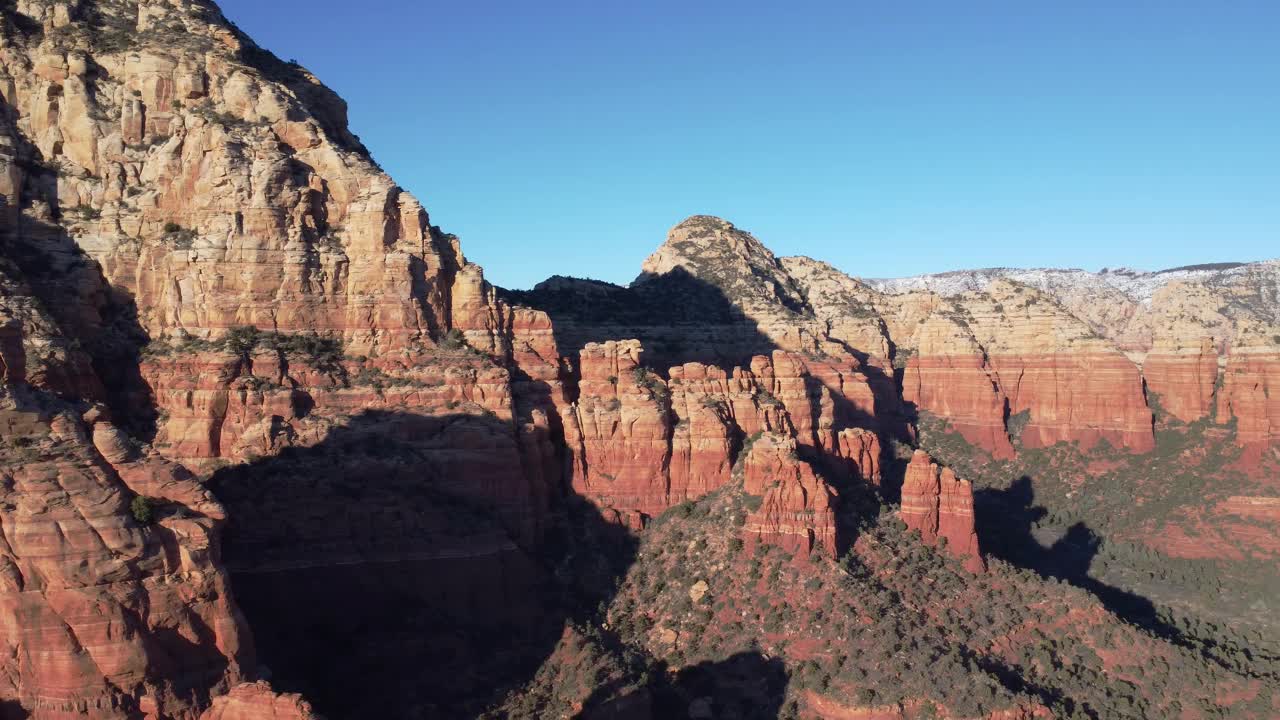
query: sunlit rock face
[
  {"left": 0, "top": 0, "right": 1276, "bottom": 716},
  {"left": 0, "top": 0, "right": 566, "bottom": 715},
  {"left": 1221, "top": 348, "right": 1280, "bottom": 446},
  {"left": 739, "top": 432, "right": 838, "bottom": 556},
  {"left": 0, "top": 282, "right": 253, "bottom": 718},
  {"left": 900, "top": 450, "right": 984, "bottom": 573},
  {"left": 198, "top": 682, "right": 318, "bottom": 720},
  {"left": 870, "top": 261, "right": 1280, "bottom": 452},
  {"left": 1143, "top": 337, "right": 1219, "bottom": 423},
  {"left": 560, "top": 338, "right": 890, "bottom": 531}
]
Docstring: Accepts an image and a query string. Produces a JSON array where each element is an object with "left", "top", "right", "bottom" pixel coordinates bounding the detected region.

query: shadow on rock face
[
  {"left": 500, "top": 267, "right": 782, "bottom": 376},
  {"left": 974, "top": 475, "right": 1244, "bottom": 665},
  {"left": 576, "top": 651, "right": 790, "bottom": 720},
  {"left": 209, "top": 408, "right": 802, "bottom": 719},
  {"left": 653, "top": 652, "right": 790, "bottom": 720},
  {"left": 0, "top": 108, "right": 159, "bottom": 439},
  {"left": 209, "top": 409, "right": 639, "bottom": 719}
]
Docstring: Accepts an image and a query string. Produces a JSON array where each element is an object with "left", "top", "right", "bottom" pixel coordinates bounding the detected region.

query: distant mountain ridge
[
  {"left": 1, "top": 0, "right": 1278, "bottom": 712},
  {"left": 865, "top": 258, "right": 1280, "bottom": 305}
]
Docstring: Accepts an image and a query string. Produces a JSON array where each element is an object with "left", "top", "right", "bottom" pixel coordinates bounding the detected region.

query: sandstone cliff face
[
  {"left": 1143, "top": 279, "right": 1280, "bottom": 439},
  {"left": 956, "top": 280, "right": 1154, "bottom": 452},
  {"left": 899, "top": 308, "right": 1015, "bottom": 459},
  {"left": 560, "top": 339, "right": 888, "bottom": 534},
  {"left": 562, "top": 340, "right": 673, "bottom": 522},
  {"left": 899, "top": 450, "right": 984, "bottom": 573},
  {"left": 613, "top": 223, "right": 1166, "bottom": 458},
  {"left": 739, "top": 433, "right": 838, "bottom": 556},
  {"left": 1222, "top": 348, "right": 1280, "bottom": 446},
  {"left": 1, "top": 1, "right": 1272, "bottom": 716},
  {"left": 198, "top": 683, "right": 316, "bottom": 720},
  {"left": 511, "top": 218, "right": 908, "bottom": 433},
  {"left": 870, "top": 260, "right": 1280, "bottom": 442},
  {"left": 778, "top": 256, "right": 894, "bottom": 366},
  {"left": 1143, "top": 338, "right": 1219, "bottom": 424},
  {"left": 0, "top": 277, "right": 253, "bottom": 718},
  {"left": 2, "top": 0, "right": 570, "bottom": 519},
  {"left": 637, "top": 216, "right": 821, "bottom": 355},
  {"left": 204, "top": 406, "right": 554, "bottom": 718},
  {"left": 867, "top": 260, "right": 1280, "bottom": 350},
  {"left": 0, "top": 1, "right": 569, "bottom": 716},
  {"left": 842, "top": 276, "right": 1156, "bottom": 456},
  {"left": 1136, "top": 277, "right": 1280, "bottom": 439},
  {"left": 1, "top": 0, "right": 457, "bottom": 356}
]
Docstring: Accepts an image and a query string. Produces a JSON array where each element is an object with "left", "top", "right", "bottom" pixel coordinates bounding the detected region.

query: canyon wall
[
  {"left": 0, "top": 0, "right": 1274, "bottom": 717},
  {"left": 0, "top": 1, "right": 565, "bottom": 716},
  {"left": 899, "top": 450, "right": 985, "bottom": 573},
  {"left": 869, "top": 263, "right": 1280, "bottom": 448},
  {"left": 561, "top": 339, "right": 890, "bottom": 533},
  {"left": 0, "top": 265, "right": 252, "bottom": 718}
]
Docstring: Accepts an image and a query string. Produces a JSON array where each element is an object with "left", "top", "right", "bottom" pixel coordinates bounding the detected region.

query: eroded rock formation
[
  {"left": 871, "top": 261, "right": 1280, "bottom": 448},
  {"left": 739, "top": 433, "right": 838, "bottom": 555},
  {"left": 0, "top": 0, "right": 1274, "bottom": 716},
  {"left": 560, "top": 340, "right": 888, "bottom": 533},
  {"left": 199, "top": 683, "right": 317, "bottom": 720},
  {"left": 0, "top": 1, "right": 563, "bottom": 715},
  {"left": 0, "top": 293, "right": 253, "bottom": 718},
  {"left": 900, "top": 309, "right": 1015, "bottom": 459},
  {"left": 1222, "top": 347, "right": 1280, "bottom": 446},
  {"left": 899, "top": 450, "right": 984, "bottom": 572},
  {"left": 1143, "top": 337, "right": 1220, "bottom": 423}
]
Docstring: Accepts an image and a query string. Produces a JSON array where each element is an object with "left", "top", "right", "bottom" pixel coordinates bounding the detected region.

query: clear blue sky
[{"left": 218, "top": 1, "right": 1279, "bottom": 289}]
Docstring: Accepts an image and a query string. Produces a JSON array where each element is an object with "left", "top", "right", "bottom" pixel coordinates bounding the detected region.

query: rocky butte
[{"left": 0, "top": 1, "right": 1276, "bottom": 719}]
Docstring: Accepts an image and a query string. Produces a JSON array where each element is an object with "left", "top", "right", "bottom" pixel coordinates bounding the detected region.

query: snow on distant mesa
[{"left": 865, "top": 259, "right": 1280, "bottom": 305}]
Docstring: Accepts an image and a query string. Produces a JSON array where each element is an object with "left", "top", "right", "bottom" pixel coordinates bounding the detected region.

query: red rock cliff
[
  {"left": 1, "top": 256, "right": 253, "bottom": 718},
  {"left": 740, "top": 434, "right": 839, "bottom": 556},
  {"left": 199, "top": 682, "right": 317, "bottom": 720},
  {"left": 1142, "top": 337, "right": 1220, "bottom": 423},
  {"left": 900, "top": 450, "right": 985, "bottom": 572},
  {"left": 1221, "top": 348, "right": 1280, "bottom": 446},
  {"left": 563, "top": 341, "right": 888, "bottom": 527}
]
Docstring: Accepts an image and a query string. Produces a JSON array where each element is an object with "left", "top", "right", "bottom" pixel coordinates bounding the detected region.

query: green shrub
[
  {"left": 130, "top": 495, "right": 155, "bottom": 524},
  {"left": 739, "top": 431, "right": 764, "bottom": 457},
  {"left": 223, "top": 325, "right": 261, "bottom": 356},
  {"left": 751, "top": 387, "right": 783, "bottom": 408},
  {"left": 892, "top": 347, "right": 917, "bottom": 369},
  {"left": 1006, "top": 408, "right": 1031, "bottom": 442},
  {"left": 631, "top": 366, "right": 669, "bottom": 406},
  {"left": 161, "top": 222, "right": 197, "bottom": 249},
  {"left": 67, "top": 204, "right": 101, "bottom": 220},
  {"left": 440, "top": 328, "right": 468, "bottom": 350}
]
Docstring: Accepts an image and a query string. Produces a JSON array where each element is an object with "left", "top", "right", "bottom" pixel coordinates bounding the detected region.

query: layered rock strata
[
  {"left": 3, "top": 0, "right": 1273, "bottom": 715},
  {"left": 947, "top": 281, "right": 1154, "bottom": 453},
  {"left": 900, "top": 310, "right": 1015, "bottom": 459},
  {"left": 0, "top": 1, "right": 568, "bottom": 715},
  {"left": 739, "top": 433, "right": 838, "bottom": 555},
  {"left": 1222, "top": 347, "right": 1280, "bottom": 445},
  {"left": 0, "top": 293, "right": 254, "bottom": 718},
  {"left": 1143, "top": 337, "right": 1220, "bottom": 423},
  {"left": 199, "top": 683, "right": 317, "bottom": 720},
  {"left": 870, "top": 261, "right": 1280, "bottom": 447},
  {"left": 561, "top": 340, "right": 887, "bottom": 530},
  {"left": 899, "top": 450, "right": 985, "bottom": 573}
]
